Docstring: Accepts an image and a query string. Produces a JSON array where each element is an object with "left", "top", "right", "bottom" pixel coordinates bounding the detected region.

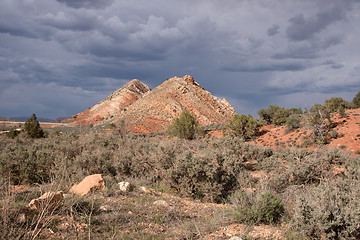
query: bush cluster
[
  {"left": 292, "top": 179, "right": 360, "bottom": 239},
  {"left": 258, "top": 105, "right": 302, "bottom": 126}
]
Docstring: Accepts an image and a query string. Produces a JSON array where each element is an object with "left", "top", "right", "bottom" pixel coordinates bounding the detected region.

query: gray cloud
[
  {"left": 330, "top": 63, "right": 344, "bottom": 69},
  {"left": 272, "top": 35, "right": 343, "bottom": 60},
  {"left": 267, "top": 24, "right": 280, "bottom": 36},
  {"left": 222, "top": 59, "right": 309, "bottom": 72},
  {"left": 286, "top": 1, "right": 354, "bottom": 41},
  {"left": 36, "top": 11, "right": 97, "bottom": 31},
  {"left": 56, "top": 0, "right": 114, "bottom": 9}
]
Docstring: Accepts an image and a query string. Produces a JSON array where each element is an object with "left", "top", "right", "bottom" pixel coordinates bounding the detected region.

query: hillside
[
  {"left": 64, "top": 75, "right": 235, "bottom": 133},
  {"left": 252, "top": 108, "right": 360, "bottom": 154},
  {"left": 107, "top": 75, "right": 235, "bottom": 133},
  {"left": 62, "top": 79, "right": 150, "bottom": 124}
]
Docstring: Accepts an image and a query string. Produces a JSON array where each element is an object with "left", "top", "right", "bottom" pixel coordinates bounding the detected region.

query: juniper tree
[
  {"left": 167, "top": 110, "right": 203, "bottom": 140},
  {"left": 24, "top": 114, "right": 45, "bottom": 138}
]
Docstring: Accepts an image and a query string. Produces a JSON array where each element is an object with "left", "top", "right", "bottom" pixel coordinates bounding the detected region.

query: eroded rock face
[
  {"left": 65, "top": 75, "right": 236, "bottom": 134},
  {"left": 62, "top": 80, "right": 150, "bottom": 125},
  {"left": 69, "top": 174, "right": 105, "bottom": 196},
  {"left": 27, "top": 191, "right": 64, "bottom": 211},
  {"left": 109, "top": 75, "right": 236, "bottom": 133}
]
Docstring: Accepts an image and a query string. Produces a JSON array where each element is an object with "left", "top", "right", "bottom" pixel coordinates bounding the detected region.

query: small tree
[
  {"left": 304, "top": 105, "right": 331, "bottom": 144},
  {"left": 323, "top": 97, "right": 348, "bottom": 113},
  {"left": 24, "top": 114, "right": 45, "bottom": 138},
  {"left": 258, "top": 105, "right": 282, "bottom": 125},
  {"left": 226, "top": 114, "right": 261, "bottom": 140},
  {"left": 167, "top": 110, "right": 203, "bottom": 140}
]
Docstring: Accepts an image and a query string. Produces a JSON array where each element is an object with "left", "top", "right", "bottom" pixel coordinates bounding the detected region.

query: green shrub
[
  {"left": 166, "top": 150, "right": 238, "bottom": 202},
  {"left": 338, "top": 106, "right": 346, "bottom": 118},
  {"left": 167, "top": 110, "right": 204, "bottom": 140},
  {"left": 232, "top": 191, "right": 284, "bottom": 224},
  {"left": 286, "top": 115, "right": 302, "bottom": 132}
]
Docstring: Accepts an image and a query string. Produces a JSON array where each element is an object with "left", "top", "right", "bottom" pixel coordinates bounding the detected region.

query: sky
[{"left": 0, "top": 0, "right": 359, "bottom": 119}]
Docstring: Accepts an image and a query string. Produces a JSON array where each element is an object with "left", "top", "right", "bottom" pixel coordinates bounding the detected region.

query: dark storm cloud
[
  {"left": 0, "top": 0, "right": 359, "bottom": 118},
  {"left": 272, "top": 35, "right": 343, "bottom": 60},
  {"left": 56, "top": 0, "right": 114, "bottom": 9},
  {"left": 267, "top": 24, "right": 280, "bottom": 36},
  {"left": 330, "top": 63, "right": 344, "bottom": 69},
  {"left": 286, "top": 1, "right": 352, "bottom": 41},
  {"left": 222, "top": 60, "right": 309, "bottom": 72}
]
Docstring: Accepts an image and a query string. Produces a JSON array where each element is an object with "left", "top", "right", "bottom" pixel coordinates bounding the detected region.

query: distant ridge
[
  {"left": 10, "top": 117, "right": 55, "bottom": 122},
  {"left": 0, "top": 117, "right": 17, "bottom": 122}
]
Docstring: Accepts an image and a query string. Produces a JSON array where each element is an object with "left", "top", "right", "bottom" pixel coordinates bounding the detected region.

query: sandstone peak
[
  {"left": 61, "top": 79, "right": 150, "bottom": 124},
  {"left": 65, "top": 75, "right": 236, "bottom": 133},
  {"left": 105, "top": 75, "right": 236, "bottom": 133}
]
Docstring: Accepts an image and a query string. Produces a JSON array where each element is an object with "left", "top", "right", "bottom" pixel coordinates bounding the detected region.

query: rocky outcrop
[
  {"left": 62, "top": 79, "right": 150, "bottom": 124},
  {"left": 27, "top": 191, "right": 64, "bottom": 211},
  {"left": 109, "top": 75, "right": 235, "bottom": 133},
  {"left": 64, "top": 75, "right": 236, "bottom": 134},
  {"left": 69, "top": 174, "right": 105, "bottom": 196}
]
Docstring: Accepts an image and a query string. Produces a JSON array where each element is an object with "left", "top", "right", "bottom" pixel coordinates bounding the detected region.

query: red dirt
[{"left": 251, "top": 108, "right": 360, "bottom": 155}]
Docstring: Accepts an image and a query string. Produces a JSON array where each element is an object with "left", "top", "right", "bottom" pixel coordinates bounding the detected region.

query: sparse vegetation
[{"left": 1, "top": 90, "right": 360, "bottom": 238}]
